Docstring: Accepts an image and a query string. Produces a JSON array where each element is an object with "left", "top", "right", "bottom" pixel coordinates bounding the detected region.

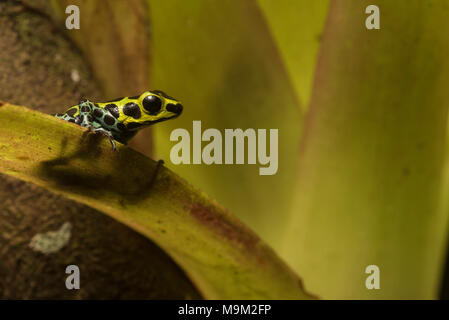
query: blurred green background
[{"left": 45, "top": 0, "right": 449, "bottom": 299}]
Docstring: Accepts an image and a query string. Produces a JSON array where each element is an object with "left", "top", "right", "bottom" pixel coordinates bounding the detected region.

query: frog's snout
[{"left": 167, "top": 103, "right": 183, "bottom": 116}]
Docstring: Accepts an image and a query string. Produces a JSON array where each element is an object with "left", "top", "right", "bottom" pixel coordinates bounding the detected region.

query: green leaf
[
  {"left": 282, "top": 0, "right": 449, "bottom": 299},
  {"left": 148, "top": 0, "right": 303, "bottom": 248},
  {"left": 0, "top": 103, "right": 314, "bottom": 299},
  {"left": 257, "top": 0, "right": 330, "bottom": 109}
]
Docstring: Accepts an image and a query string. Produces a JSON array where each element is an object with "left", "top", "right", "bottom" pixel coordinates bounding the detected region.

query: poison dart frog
[{"left": 54, "top": 90, "right": 183, "bottom": 151}]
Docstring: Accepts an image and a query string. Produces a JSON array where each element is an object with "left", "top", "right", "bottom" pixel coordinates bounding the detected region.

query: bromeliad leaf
[{"left": 0, "top": 103, "right": 315, "bottom": 300}]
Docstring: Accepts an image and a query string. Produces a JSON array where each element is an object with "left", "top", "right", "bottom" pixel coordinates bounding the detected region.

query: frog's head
[
  {"left": 125, "top": 90, "right": 183, "bottom": 130},
  {"left": 143, "top": 90, "right": 182, "bottom": 119}
]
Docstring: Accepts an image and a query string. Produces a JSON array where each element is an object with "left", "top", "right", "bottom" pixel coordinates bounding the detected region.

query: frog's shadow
[{"left": 36, "top": 132, "right": 159, "bottom": 204}]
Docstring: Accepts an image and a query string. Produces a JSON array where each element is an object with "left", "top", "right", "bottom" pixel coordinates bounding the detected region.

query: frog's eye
[{"left": 142, "top": 95, "right": 162, "bottom": 115}]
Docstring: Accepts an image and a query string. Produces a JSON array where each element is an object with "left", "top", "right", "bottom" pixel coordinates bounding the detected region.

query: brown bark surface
[{"left": 0, "top": 0, "right": 200, "bottom": 299}]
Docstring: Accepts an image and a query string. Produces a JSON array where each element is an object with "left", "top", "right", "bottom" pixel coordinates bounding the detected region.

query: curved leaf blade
[
  {"left": 0, "top": 103, "right": 314, "bottom": 300},
  {"left": 283, "top": 0, "right": 449, "bottom": 299}
]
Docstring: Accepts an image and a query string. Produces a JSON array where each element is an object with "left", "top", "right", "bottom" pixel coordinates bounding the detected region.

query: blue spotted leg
[{"left": 55, "top": 100, "right": 117, "bottom": 151}]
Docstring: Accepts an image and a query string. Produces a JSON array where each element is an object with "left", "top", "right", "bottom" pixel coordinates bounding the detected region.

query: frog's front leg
[
  {"left": 91, "top": 126, "right": 117, "bottom": 151},
  {"left": 85, "top": 121, "right": 117, "bottom": 151},
  {"left": 77, "top": 100, "right": 117, "bottom": 151}
]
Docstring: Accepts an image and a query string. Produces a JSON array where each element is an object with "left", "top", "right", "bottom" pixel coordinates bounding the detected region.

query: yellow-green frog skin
[{"left": 54, "top": 90, "right": 183, "bottom": 150}]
